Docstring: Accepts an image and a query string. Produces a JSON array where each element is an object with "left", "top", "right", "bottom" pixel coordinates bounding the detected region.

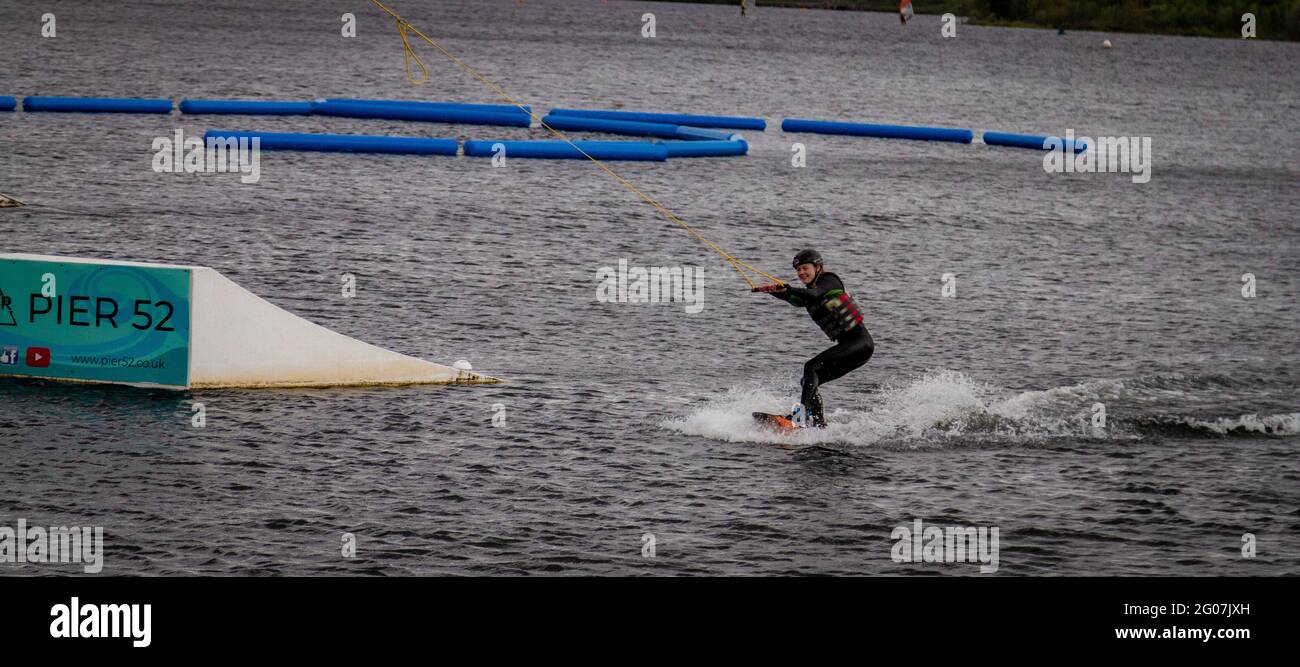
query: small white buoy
[
  {"left": 453, "top": 360, "right": 473, "bottom": 371},
  {"left": 1102, "top": 39, "right": 1112, "bottom": 49}
]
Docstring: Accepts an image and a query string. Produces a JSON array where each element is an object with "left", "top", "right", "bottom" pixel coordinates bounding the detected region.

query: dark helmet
[{"left": 792, "top": 248, "right": 823, "bottom": 268}]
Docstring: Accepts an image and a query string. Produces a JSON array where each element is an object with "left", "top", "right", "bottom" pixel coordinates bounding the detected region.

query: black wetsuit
[{"left": 770, "top": 272, "right": 874, "bottom": 427}]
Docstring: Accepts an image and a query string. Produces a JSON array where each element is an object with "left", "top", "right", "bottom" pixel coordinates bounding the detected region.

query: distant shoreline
[{"left": 648, "top": 0, "right": 1300, "bottom": 42}]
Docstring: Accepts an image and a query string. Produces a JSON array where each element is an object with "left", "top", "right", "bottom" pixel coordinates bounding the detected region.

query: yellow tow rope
[{"left": 366, "top": 0, "right": 783, "bottom": 289}]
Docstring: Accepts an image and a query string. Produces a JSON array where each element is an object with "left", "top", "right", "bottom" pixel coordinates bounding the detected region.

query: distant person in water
[{"left": 752, "top": 249, "right": 873, "bottom": 428}]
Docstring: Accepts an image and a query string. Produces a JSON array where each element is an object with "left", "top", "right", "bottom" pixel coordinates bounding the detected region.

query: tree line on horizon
[{"left": 659, "top": 0, "right": 1300, "bottom": 40}]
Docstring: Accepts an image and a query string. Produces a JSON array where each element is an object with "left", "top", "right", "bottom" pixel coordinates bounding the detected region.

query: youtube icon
[{"left": 26, "top": 347, "right": 50, "bottom": 368}]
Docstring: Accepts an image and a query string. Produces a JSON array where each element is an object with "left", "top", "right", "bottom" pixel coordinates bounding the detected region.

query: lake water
[{"left": 1, "top": 0, "right": 1297, "bottom": 575}]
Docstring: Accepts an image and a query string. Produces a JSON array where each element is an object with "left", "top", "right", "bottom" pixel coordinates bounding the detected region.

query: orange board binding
[{"left": 752, "top": 412, "right": 798, "bottom": 433}]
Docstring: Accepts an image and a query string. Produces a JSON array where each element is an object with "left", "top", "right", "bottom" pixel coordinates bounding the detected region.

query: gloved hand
[{"left": 751, "top": 283, "right": 785, "bottom": 294}]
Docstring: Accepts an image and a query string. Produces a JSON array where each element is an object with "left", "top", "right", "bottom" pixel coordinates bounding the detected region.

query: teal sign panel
[{"left": 0, "top": 258, "right": 191, "bottom": 387}]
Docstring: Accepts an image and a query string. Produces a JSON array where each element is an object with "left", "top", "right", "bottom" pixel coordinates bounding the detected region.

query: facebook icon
[{"left": 0, "top": 346, "right": 17, "bottom": 366}]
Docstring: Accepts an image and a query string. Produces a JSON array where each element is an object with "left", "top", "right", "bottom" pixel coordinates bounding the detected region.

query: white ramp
[
  {"left": 0, "top": 254, "right": 501, "bottom": 389},
  {"left": 188, "top": 265, "right": 499, "bottom": 388}
]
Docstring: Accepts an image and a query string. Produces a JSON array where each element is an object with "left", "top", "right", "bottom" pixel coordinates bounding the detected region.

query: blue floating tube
[
  {"left": 202, "top": 131, "right": 458, "bottom": 155},
  {"left": 983, "top": 131, "right": 1088, "bottom": 154},
  {"left": 463, "top": 139, "right": 667, "bottom": 161},
  {"left": 22, "top": 96, "right": 173, "bottom": 113},
  {"left": 661, "top": 139, "right": 748, "bottom": 158},
  {"left": 0, "top": 96, "right": 15, "bottom": 111},
  {"left": 541, "top": 114, "right": 681, "bottom": 139},
  {"left": 180, "top": 99, "right": 314, "bottom": 115},
  {"left": 674, "top": 126, "right": 737, "bottom": 142},
  {"left": 781, "top": 118, "right": 973, "bottom": 143},
  {"left": 550, "top": 108, "right": 766, "bottom": 131},
  {"left": 312, "top": 99, "right": 530, "bottom": 127},
  {"left": 324, "top": 98, "right": 531, "bottom": 116}
]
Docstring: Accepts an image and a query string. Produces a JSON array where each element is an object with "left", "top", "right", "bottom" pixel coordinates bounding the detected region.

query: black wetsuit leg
[{"left": 800, "top": 329, "right": 874, "bottom": 427}]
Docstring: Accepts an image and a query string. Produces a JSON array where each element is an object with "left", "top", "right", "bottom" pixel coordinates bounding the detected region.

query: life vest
[{"left": 805, "top": 274, "right": 864, "bottom": 341}]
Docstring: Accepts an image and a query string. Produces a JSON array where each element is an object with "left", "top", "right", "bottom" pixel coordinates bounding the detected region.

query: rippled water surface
[{"left": 1, "top": 0, "right": 1297, "bottom": 575}]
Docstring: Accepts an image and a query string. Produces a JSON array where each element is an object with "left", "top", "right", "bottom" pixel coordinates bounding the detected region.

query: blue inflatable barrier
[
  {"left": 541, "top": 115, "right": 744, "bottom": 144},
  {"left": 312, "top": 99, "right": 530, "bottom": 127},
  {"left": 463, "top": 139, "right": 667, "bottom": 161},
  {"left": 674, "top": 126, "right": 737, "bottom": 142},
  {"left": 549, "top": 108, "right": 766, "bottom": 131},
  {"left": 180, "top": 99, "right": 314, "bottom": 115},
  {"left": 202, "top": 131, "right": 458, "bottom": 155},
  {"left": 541, "top": 114, "right": 682, "bottom": 140},
  {"left": 983, "top": 131, "right": 1088, "bottom": 153},
  {"left": 781, "top": 118, "right": 973, "bottom": 143},
  {"left": 324, "top": 98, "right": 531, "bottom": 116},
  {"left": 0, "top": 96, "right": 15, "bottom": 111},
  {"left": 661, "top": 140, "right": 748, "bottom": 158},
  {"left": 22, "top": 96, "right": 173, "bottom": 113}
]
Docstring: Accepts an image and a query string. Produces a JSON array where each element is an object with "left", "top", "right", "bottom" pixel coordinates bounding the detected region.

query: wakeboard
[{"left": 752, "top": 412, "right": 799, "bottom": 433}]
